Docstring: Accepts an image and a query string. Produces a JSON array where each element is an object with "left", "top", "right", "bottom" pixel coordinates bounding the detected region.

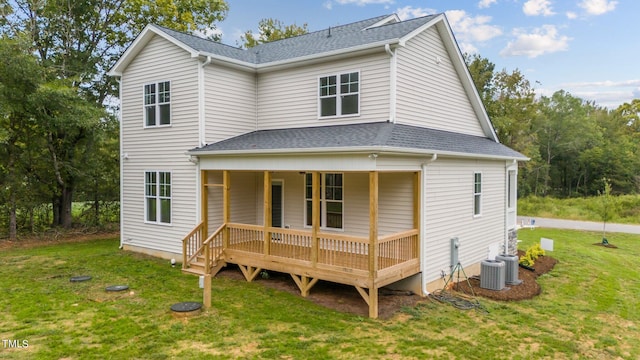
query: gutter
[
  {"left": 196, "top": 39, "right": 400, "bottom": 73},
  {"left": 198, "top": 56, "right": 212, "bottom": 147},
  {"left": 188, "top": 146, "right": 529, "bottom": 162}
]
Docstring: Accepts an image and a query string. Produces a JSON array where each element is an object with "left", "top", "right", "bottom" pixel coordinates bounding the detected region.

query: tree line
[
  {"left": 465, "top": 54, "right": 640, "bottom": 197},
  {"left": 1, "top": 2, "right": 637, "bottom": 239}
]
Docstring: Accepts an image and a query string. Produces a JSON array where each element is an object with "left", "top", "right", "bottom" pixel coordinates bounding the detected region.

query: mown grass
[
  {"left": 1, "top": 231, "right": 638, "bottom": 359},
  {"left": 519, "top": 194, "right": 640, "bottom": 224}
]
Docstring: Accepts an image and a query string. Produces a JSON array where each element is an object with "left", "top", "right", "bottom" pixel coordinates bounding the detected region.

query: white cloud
[
  {"left": 396, "top": 6, "right": 436, "bottom": 21},
  {"left": 323, "top": 1, "right": 333, "bottom": 10},
  {"left": 445, "top": 10, "right": 501, "bottom": 54},
  {"left": 523, "top": 0, "right": 555, "bottom": 16},
  {"left": 500, "top": 25, "right": 570, "bottom": 58},
  {"left": 566, "top": 11, "right": 578, "bottom": 19},
  {"left": 578, "top": 0, "right": 617, "bottom": 15},
  {"left": 334, "top": 0, "right": 394, "bottom": 5},
  {"left": 478, "top": 0, "right": 497, "bottom": 8}
]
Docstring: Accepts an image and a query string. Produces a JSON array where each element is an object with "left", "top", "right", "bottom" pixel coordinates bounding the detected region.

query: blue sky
[{"left": 213, "top": 0, "right": 637, "bottom": 109}]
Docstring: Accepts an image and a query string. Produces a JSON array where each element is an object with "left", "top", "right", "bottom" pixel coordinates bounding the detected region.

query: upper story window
[
  {"left": 144, "top": 81, "right": 171, "bottom": 127},
  {"left": 473, "top": 172, "right": 482, "bottom": 217},
  {"left": 319, "top": 71, "right": 359, "bottom": 118}
]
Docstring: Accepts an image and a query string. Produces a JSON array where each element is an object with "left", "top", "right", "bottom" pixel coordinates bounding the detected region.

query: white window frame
[
  {"left": 143, "top": 80, "right": 171, "bottom": 128},
  {"left": 318, "top": 71, "right": 360, "bottom": 119},
  {"left": 304, "top": 173, "right": 344, "bottom": 230},
  {"left": 473, "top": 172, "right": 482, "bottom": 217},
  {"left": 144, "top": 170, "right": 172, "bottom": 225}
]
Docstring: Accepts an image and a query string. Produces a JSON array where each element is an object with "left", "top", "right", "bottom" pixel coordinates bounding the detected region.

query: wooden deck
[{"left": 182, "top": 222, "right": 420, "bottom": 318}]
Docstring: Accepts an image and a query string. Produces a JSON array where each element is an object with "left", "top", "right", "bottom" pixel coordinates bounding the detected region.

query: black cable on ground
[{"left": 429, "top": 290, "right": 488, "bottom": 313}]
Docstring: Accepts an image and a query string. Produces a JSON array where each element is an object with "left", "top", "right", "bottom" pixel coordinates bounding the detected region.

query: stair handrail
[
  {"left": 182, "top": 221, "right": 205, "bottom": 269},
  {"left": 202, "top": 223, "right": 226, "bottom": 273}
]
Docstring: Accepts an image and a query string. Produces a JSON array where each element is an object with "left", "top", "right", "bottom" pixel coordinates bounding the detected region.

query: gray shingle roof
[
  {"left": 190, "top": 122, "right": 527, "bottom": 160},
  {"left": 155, "top": 14, "right": 438, "bottom": 64}
]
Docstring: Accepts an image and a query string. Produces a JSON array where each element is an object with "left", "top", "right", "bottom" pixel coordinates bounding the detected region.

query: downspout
[
  {"left": 197, "top": 56, "right": 212, "bottom": 226},
  {"left": 385, "top": 44, "right": 397, "bottom": 123},
  {"left": 198, "top": 56, "right": 212, "bottom": 147},
  {"left": 117, "top": 76, "right": 124, "bottom": 250},
  {"left": 505, "top": 159, "right": 517, "bottom": 254},
  {"left": 420, "top": 153, "right": 438, "bottom": 295}
]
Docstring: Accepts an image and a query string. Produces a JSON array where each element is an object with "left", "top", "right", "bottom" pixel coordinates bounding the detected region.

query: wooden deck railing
[
  {"left": 221, "top": 223, "right": 418, "bottom": 273},
  {"left": 182, "top": 222, "right": 225, "bottom": 272},
  {"left": 182, "top": 221, "right": 205, "bottom": 268}
]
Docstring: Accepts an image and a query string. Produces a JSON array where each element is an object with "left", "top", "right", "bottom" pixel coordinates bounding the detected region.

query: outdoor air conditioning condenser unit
[
  {"left": 495, "top": 254, "right": 522, "bottom": 285},
  {"left": 480, "top": 259, "right": 505, "bottom": 291}
]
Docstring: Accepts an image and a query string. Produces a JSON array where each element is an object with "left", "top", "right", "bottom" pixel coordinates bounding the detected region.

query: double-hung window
[
  {"left": 319, "top": 71, "right": 359, "bottom": 118},
  {"left": 144, "top": 81, "right": 171, "bottom": 127},
  {"left": 473, "top": 172, "right": 482, "bottom": 217},
  {"left": 305, "top": 173, "right": 343, "bottom": 229},
  {"left": 145, "top": 171, "right": 171, "bottom": 224}
]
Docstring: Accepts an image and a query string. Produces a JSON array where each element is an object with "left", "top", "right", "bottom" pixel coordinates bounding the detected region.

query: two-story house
[{"left": 108, "top": 13, "right": 527, "bottom": 318}]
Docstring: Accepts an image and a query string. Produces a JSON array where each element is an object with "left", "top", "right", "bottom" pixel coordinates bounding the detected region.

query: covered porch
[{"left": 182, "top": 169, "right": 421, "bottom": 318}]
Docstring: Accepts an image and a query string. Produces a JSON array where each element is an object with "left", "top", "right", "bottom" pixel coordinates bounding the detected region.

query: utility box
[{"left": 450, "top": 237, "right": 460, "bottom": 268}]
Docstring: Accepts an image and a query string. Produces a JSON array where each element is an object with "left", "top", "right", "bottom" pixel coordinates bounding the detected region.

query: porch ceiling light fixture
[{"left": 368, "top": 153, "right": 378, "bottom": 160}]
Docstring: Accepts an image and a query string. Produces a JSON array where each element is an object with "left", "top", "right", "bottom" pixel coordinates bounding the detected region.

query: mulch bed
[
  {"left": 451, "top": 251, "right": 558, "bottom": 301},
  {"left": 217, "top": 251, "right": 558, "bottom": 319}
]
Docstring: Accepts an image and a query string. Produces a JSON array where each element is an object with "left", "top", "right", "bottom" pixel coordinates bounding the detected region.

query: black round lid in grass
[
  {"left": 105, "top": 285, "right": 129, "bottom": 292},
  {"left": 170, "top": 302, "right": 202, "bottom": 312},
  {"left": 70, "top": 275, "right": 92, "bottom": 282}
]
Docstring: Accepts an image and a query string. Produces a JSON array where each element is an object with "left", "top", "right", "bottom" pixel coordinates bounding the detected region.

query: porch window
[
  {"left": 144, "top": 81, "right": 171, "bottom": 127},
  {"left": 319, "top": 71, "right": 359, "bottom": 118},
  {"left": 145, "top": 171, "right": 171, "bottom": 224},
  {"left": 305, "top": 173, "right": 343, "bottom": 229},
  {"left": 473, "top": 172, "right": 482, "bottom": 217}
]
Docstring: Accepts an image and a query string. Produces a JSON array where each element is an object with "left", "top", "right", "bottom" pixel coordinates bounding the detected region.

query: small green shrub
[{"left": 519, "top": 244, "right": 545, "bottom": 267}]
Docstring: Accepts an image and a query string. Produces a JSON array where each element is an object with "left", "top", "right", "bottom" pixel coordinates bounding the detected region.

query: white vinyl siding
[
  {"left": 396, "top": 26, "right": 485, "bottom": 136},
  {"left": 120, "top": 34, "right": 200, "bottom": 255},
  {"left": 257, "top": 52, "right": 389, "bottom": 130},
  {"left": 423, "top": 159, "right": 506, "bottom": 284},
  {"left": 204, "top": 64, "right": 256, "bottom": 143}
]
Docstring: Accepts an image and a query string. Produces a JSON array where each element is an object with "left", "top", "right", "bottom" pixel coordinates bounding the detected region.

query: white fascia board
[
  {"left": 198, "top": 39, "right": 399, "bottom": 74},
  {"left": 190, "top": 146, "right": 529, "bottom": 162},
  {"left": 108, "top": 24, "right": 199, "bottom": 76},
  {"left": 255, "top": 39, "right": 399, "bottom": 72},
  {"left": 364, "top": 14, "right": 401, "bottom": 29}
]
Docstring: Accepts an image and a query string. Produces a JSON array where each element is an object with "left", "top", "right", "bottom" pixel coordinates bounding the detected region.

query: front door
[{"left": 271, "top": 180, "right": 283, "bottom": 228}]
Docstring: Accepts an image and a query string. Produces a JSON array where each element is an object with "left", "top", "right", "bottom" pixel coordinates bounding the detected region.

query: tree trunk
[
  {"left": 59, "top": 185, "right": 73, "bottom": 228},
  {"left": 9, "top": 192, "right": 17, "bottom": 241}
]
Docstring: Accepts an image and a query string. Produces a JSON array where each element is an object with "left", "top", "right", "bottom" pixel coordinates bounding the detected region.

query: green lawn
[{"left": 1, "top": 231, "right": 638, "bottom": 359}]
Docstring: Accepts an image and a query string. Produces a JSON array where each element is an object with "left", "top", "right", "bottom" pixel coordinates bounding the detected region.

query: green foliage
[
  {"left": 2, "top": 231, "right": 640, "bottom": 358},
  {"left": 519, "top": 194, "right": 640, "bottom": 224},
  {"left": 519, "top": 243, "right": 545, "bottom": 266},
  {"left": 240, "top": 18, "right": 309, "bottom": 48}
]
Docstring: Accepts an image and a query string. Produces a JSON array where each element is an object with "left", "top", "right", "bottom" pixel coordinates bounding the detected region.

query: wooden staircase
[{"left": 182, "top": 222, "right": 226, "bottom": 277}]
